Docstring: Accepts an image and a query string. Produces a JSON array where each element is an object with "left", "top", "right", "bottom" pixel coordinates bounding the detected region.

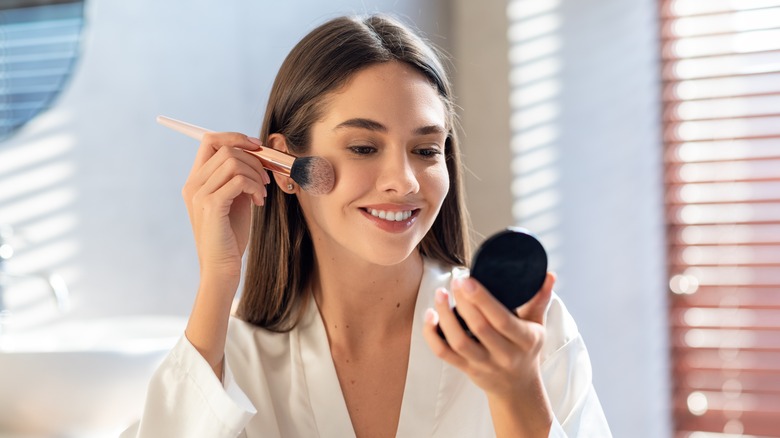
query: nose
[{"left": 376, "top": 149, "right": 420, "bottom": 195}]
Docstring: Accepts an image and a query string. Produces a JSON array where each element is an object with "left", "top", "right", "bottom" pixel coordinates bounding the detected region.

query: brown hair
[{"left": 237, "top": 14, "right": 470, "bottom": 331}]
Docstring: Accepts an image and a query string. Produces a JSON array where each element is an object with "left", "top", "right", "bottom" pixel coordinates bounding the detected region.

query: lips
[{"left": 359, "top": 206, "right": 421, "bottom": 232}]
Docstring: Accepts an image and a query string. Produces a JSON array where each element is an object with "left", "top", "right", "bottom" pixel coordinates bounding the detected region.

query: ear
[{"left": 267, "top": 133, "right": 296, "bottom": 194}]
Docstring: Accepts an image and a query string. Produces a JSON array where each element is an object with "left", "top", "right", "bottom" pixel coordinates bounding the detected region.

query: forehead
[{"left": 319, "top": 61, "right": 448, "bottom": 129}]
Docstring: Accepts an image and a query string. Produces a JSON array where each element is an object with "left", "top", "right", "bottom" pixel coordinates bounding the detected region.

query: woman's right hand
[
  {"left": 182, "top": 132, "right": 270, "bottom": 287},
  {"left": 181, "top": 132, "right": 270, "bottom": 376}
]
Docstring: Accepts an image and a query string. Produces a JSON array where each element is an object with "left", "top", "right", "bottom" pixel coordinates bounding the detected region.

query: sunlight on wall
[
  {"left": 0, "top": 114, "right": 79, "bottom": 330},
  {"left": 506, "top": 0, "right": 563, "bottom": 269}
]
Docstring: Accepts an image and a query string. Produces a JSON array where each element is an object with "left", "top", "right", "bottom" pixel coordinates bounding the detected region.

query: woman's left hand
[{"left": 423, "top": 272, "right": 556, "bottom": 436}]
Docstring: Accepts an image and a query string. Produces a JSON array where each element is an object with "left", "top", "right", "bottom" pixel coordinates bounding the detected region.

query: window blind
[
  {"left": 0, "top": 0, "right": 84, "bottom": 140},
  {"left": 662, "top": 1, "right": 780, "bottom": 436}
]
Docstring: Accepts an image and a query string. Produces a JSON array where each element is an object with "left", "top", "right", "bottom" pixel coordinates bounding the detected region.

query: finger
[
  {"left": 196, "top": 141, "right": 267, "bottom": 181},
  {"left": 455, "top": 277, "right": 522, "bottom": 339},
  {"left": 434, "top": 288, "right": 488, "bottom": 362},
  {"left": 202, "top": 152, "right": 268, "bottom": 194},
  {"left": 451, "top": 279, "right": 514, "bottom": 355},
  {"left": 515, "top": 272, "right": 555, "bottom": 325},
  {"left": 421, "top": 308, "right": 468, "bottom": 369},
  {"left": 204, "top": 173, "right": 267, "bottom": 213},
  {"left": 258, "top": 166, "right": 271, "bottom": 185},
  {"left": 194, "top": 160, "right": 268, "bottom": 209},
  {"left": 190, "top": 149, "right": 269, "bottom": 205},
  {"left": 215, "top": 161, "right": 268, "bottom": 205},
  {"left": 192, "top": 132, "right": 263, "bottom": 170}
]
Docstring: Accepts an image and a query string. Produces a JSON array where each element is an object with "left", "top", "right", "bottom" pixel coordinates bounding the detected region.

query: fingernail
[
  {"left": 435, "top": 288, "right": 448, "bottom": 304},
  {"left": 424, "top": 308, "right": 438, "bottom": 324},
  {"left": 451, "top": 277, "right": 463, "bottom": 290},
  {"left": 247, "top": 137, "right": 263, "bottom": 147},
  {"left": 452, "top": 277, "right": 475, "bottom": 295}
]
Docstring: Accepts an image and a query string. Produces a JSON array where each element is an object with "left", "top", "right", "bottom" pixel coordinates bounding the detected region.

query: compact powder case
[{"left": 437, "top": 227, "right": 548, "bottom": 341}]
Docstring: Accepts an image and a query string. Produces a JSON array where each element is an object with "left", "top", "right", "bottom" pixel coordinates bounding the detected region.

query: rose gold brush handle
[{"left": 156, "top": 115, "right": 295, "bottom": 175}]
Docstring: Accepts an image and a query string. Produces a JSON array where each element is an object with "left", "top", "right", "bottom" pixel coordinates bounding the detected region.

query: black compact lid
[{"left": 470, "top": 227, "right": 548, "bottom": 310}]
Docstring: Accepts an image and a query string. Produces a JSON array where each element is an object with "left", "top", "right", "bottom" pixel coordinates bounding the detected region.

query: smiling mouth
[{"left": 362, "top": 208, "right": 419, "bottom": 222}]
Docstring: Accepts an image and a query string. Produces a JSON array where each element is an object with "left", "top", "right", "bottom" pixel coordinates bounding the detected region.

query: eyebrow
[{"left": 333, "top": 118, "right": 446, "bottom": 136}]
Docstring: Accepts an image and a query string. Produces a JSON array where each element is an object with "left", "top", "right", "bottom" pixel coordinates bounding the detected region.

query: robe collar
[{"left": 294, "top": 257, "right": 451, "bottom": 437}]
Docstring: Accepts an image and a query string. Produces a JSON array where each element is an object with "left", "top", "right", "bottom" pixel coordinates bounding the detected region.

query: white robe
[{"left": 123, "top": 258, "right": 611, "bottom": 437}]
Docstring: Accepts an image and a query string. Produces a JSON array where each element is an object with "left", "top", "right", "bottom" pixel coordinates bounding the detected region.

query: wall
[{"left": 0, "top": 0, "right": 449, "bottom": 321}]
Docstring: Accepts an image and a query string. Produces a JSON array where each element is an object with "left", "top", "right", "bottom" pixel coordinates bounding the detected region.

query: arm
[
  {"left": 423, "top": 273, "right": 612, "bottom": 437},
  {"left": 181, "top": 132, "right": 270, "bottom": 378},
  {"left": 122, "top": 133, "right": 270, "bottom": 436}
]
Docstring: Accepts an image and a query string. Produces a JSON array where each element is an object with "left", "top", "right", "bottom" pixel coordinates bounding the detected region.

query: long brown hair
[{"left": 237, "top": 14, "right": 470, "bottom": 331}]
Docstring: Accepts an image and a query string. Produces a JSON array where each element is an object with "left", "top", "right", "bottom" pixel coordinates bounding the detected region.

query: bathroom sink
[{"left": 0, "top": 315, "right": 186, "bottom": 436}]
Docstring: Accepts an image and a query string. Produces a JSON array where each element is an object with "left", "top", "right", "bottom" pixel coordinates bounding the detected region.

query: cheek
[
  {"left": 329, "top": 161, "right": 376, "bottom": 198},
  {"left": 304, "top": 162, "right": 372, "bottom": 220},
  {"left": 335, "top": 161, "right": 372, "bottom": 184},
  {"left": 421, "top": 163, "right": 450, "bottom": 203}
]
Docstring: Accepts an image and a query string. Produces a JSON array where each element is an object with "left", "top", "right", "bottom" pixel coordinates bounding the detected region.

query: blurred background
[{"left": 1, "top": 0, "right": 778, "bottom": 437}]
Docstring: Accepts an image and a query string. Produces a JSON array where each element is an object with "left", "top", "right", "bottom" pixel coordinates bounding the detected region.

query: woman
[{"left": 126, "top": 14, "right": 611, "bottom": 437}]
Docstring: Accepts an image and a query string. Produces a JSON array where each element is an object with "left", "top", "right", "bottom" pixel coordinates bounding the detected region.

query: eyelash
[
  {"left": 348, "top": 145, "right": 377, "bottom": 155},
  {"left": 415, "top": 147, "right": 442, "bottom": 158},
  {"left": 347, "top": 145, "right": 443, "bottom": 159}
]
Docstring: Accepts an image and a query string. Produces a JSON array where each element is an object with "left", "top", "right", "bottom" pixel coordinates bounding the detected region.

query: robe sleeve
[
  {"left": 541, "top": 296, "right": 612, "bottom": 437},
  {"left": 120, "top": 335, "right": 257, "bottom": 437}
]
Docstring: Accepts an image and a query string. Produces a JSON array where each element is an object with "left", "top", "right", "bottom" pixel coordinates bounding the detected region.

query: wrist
[
  {"left": 198, "top": 268, "right": 241, "bottom": 296},
  {"left": 197, "top": 253, "right": 244, "bottom": 284},
  {"left": 487, "top": 371, "right": 554, "bottom": 438},
  {"left": 185, "top": 279, "right": 237, "bottom": 373}
]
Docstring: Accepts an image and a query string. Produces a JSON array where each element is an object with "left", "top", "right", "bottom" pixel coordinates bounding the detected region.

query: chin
[{"left": 358, "top": 244, "right": 421, "bottom": 268}]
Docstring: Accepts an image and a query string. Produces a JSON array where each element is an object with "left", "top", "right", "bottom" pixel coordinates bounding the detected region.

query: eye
[
  {"left": 348, "top": 145, "right": 377, "bottom": 155},
  {"left": 414, "top": 146, "right": 443, "bottom": 159}
]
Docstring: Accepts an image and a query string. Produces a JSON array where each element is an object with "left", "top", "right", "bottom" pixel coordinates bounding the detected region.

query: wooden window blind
[{"left": 662, "top": 1, "right": 780, "bottom": 436}]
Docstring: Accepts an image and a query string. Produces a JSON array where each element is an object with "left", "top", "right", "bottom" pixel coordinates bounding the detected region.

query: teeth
[{"left": 369, "top": 209, "right": 413, "bottom": 222}]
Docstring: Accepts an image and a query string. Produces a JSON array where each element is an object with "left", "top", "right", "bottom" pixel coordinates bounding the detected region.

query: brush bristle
[{"left": 290, "top": 156, "right": 335, "bottom": 195}]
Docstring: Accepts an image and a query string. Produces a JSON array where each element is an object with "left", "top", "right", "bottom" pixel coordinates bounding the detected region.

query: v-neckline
[{"left": 295, "top": 258, "right": 446, "bottom": 437}]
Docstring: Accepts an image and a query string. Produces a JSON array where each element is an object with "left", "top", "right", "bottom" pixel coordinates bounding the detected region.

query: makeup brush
[{"left": 156, "top": 115, "right": 335, "bottom": 195}]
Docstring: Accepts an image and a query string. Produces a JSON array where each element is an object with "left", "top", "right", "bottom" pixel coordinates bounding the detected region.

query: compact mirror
[{"left": 437, "top": 227, "right": 548, "bottom": 341}]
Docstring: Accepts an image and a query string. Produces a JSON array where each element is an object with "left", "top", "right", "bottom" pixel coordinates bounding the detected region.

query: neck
[{"left": 310, "top": 250, "right": 424, "bottom": 346}]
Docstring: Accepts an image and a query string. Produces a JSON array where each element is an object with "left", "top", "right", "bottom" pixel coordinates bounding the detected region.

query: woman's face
[{"left": 296, "top": 60, "right": 450, "bottom": 267}]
